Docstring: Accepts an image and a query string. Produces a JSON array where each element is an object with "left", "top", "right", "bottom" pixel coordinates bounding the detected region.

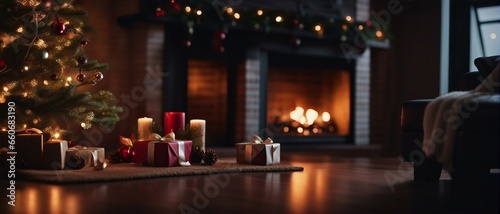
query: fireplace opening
[
  {"left": 186, "top": 52, "right": 354, "bottom": 146},
  {"left": 266, "top": 54, "right": 352, "bottom": 144}
]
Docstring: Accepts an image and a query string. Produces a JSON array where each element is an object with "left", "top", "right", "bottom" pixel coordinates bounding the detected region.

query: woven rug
[{"left": 16, "top": 158, "right": 304, "bottom": 184}]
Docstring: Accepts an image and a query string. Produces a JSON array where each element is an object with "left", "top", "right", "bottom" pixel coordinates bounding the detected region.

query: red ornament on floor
[{"left": 119, "top": 146, "right": 136, "bottom": 163}]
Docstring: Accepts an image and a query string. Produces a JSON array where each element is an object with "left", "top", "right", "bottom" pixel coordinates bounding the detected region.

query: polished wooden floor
[{"left": 2, "top": 148, "right": 498, "bottom": 214}]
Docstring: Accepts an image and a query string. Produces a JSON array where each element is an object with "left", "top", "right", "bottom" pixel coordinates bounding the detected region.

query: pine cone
[
  {"left": 108, "top": 149, "right": 123, "bottom": 164},
  {"left": 203, "top": 149, "right": 218, "bottom": 165},
  {"left": 191, "top": 147, "right": 205, "bottom": 164},
  {"left": 67, "top": 155, "right": 86, "bottom": 169}
]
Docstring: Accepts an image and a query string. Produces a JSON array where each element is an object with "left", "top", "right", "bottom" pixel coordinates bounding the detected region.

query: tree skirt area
[{"left": 16, "top": 158, "right": 304, "bottom": 184}]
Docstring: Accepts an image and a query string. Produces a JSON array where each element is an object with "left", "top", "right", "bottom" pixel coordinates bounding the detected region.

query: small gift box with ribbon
[
  {"left": 235, "top": 135, "right": 280, "bottom": 166},
  {"left": 65, "top": 145, "right": 105, "bottom": 168},
  {"left": 133, "top": 132, "right": 192, "bottom": 167}
]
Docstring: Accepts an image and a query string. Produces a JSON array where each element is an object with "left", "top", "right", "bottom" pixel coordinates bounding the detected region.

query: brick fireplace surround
[{"left": 116, "top": 0, "right": 385, "bottom": 146}]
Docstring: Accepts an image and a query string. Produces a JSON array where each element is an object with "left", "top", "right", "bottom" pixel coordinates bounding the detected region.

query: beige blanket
[
  {"left": 422, "top": 91, "right": 490, "bottom": 172},
  {"left": 423, "top": 62, "right": 499, "bottom": 172}
]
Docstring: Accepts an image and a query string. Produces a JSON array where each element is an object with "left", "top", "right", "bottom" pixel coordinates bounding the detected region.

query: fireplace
[{"left": 185, "top": 53, "right": 354, "bottom": 145}]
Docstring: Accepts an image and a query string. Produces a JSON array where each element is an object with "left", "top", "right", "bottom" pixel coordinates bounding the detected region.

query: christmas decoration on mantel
[
  {"left": 149, "top": 0, "right": 390, "bottom": 48},
  {"left": 0, "top": 0, "right": 122, "bottom": 135}
]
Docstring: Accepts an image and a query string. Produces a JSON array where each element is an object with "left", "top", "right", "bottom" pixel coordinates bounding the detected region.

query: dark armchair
[{"left": 400, "top": 56, "right": 499, "bottom": 185}]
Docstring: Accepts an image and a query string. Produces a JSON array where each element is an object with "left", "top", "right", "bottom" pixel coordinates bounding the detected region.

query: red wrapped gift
[{"left": 133, "top": 140, "right": 192, "bottom": 167}]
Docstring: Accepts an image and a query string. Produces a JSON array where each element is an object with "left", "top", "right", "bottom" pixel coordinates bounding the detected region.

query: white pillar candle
[
  {"left": 190, "top": 119, "right": 206, "bottom": 151},
  {"left": 138, "top": 117, "right": 153, "bottom": 140}
]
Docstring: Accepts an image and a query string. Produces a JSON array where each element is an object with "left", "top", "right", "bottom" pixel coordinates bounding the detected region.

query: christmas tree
[{"left": 0, "top": 0, "right": 122, "bottom": 137}]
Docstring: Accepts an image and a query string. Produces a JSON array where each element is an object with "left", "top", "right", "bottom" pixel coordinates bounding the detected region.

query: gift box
[
  {"left": 133, "top": 140, "right": 192, "bottom": 167},
  {"left": 16, "top": 134, "right": 67, "bottom": 170},
  {"left": 43, "top": 140, "right": 68, "bottom": 170},
  {"left": 235, "top": 142, "right": 280, "bottom": 165},
  {"left": 65, "top": 145, "right": 105, "bottom": 168}
]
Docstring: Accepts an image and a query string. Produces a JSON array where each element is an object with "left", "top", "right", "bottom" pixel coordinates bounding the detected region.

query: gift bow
[
  {"left": 152, "top": 131, "right": 176, "bottom": 141},
  {"left": 120, "top": 131, "right": 175, "bottom": 146},
  {"left": 252, "top": 135, "right": 273, "bottom": 144}
]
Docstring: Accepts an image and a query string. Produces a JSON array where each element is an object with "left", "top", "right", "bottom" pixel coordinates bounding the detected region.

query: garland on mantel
[{"left": 149, "top": 0, "right": 391, "bottom": 49}]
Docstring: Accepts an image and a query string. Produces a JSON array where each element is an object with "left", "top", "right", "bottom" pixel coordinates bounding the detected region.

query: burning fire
[{"left": 282, "top": 106, "right": 335, "bottom": 136}]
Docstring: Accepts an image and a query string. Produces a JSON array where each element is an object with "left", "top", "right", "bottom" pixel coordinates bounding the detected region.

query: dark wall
[{"left": 370, "top": 0, "right": 442, "bottom": 156}]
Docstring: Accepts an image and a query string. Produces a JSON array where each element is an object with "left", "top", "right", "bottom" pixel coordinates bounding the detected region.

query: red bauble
[
  {"left": 93, "top": 71, "right": 104, "bottom": 81},
  {"left": 50, "top": 73, "right": 59, "bottom": 80},
  {"left": 155, "top": 8, "right": 166, "bottom": 16},
  {"left": 77, "top": 55, "right": 87, "bottom": 65},
  {"left": 290, "top": 36, "right": 301, "bottom": 46},
  {"left": 218, "top": 46, "right": 225, "bottom": 53},
  {"left": 366, "top": 20, "right": 373, "bottom": 28},
  {"left": 217, "top": 31, "right": 226, "bottom": 40},
  {"left": 53, "top": 21, "right": 67, "bottom": 35},
  {"left": 80, "top": 40, "right": 89, "bottom": 46},
  {"left": 119, "top": 146, "right": 136, "bottom": 163},
  {"left": 0, "top": 58, "right": 6, "bottom": 70},
  {"left": 76, "top": 73, "right": 86, "bottom": 82}
]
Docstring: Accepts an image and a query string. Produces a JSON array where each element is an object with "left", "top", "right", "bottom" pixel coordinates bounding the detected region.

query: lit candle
[
  {"left": 138, "top": 117, "right": 153, "bottom": 140},
  {"left": 164, "top": 112, "right": 185, "bottom": 135},
  {"left": 190, "top": 119, "right": 206, "bottom": 151}
]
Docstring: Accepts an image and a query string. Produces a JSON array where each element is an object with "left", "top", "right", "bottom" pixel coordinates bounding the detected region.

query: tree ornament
[
  {"left": 366, "top": 20, "right": 373, "bottom": 28},
  {"left": 41, "top": 51, "right": 49, "bottom": 59},
  {"left": 291, "top": 36, "right": 301, "bottom": 46},
  {"left": 216, "top": 31, "right": 226, "bottom": 40},
  {"left": 50, "top": 73, "right": 58, "bottom": 80},
  {"left": 76, "top": 73, "right": 86, "bottom": 82},
  {"left": 66, "top": 155, "right": 86, "bottom": 169},
  {"left": 155, "top": 7, "right": 166, "bottom": 17},
  {"left": 0, "top": 58, "right": 6, "bottom": 70},
  {"left": 184, "top": 40, "right": 192, "bottom": 47},
  {"left": 119, "top": 146, "right": 136, "bottom": 163},
  {"left": 53, "top": 19, "right": 67, "bottom": 35},
  {"left": 203, "top": 149, "right": 218, "bottom": 165},
  {"left": 80, "top": 40, "right": 89, "bottom": 46},
  {"left": 218, "top": 46, "right": 225, "bottom": 53},
  {"left": 191, "top": 147, "right": 205, "bottom": 164},
  {"left": 93, "top": 71, "right": 104, "bottom": 81},
  {"left": 77, "top": 55, "right": 87, "bottom": 65}
]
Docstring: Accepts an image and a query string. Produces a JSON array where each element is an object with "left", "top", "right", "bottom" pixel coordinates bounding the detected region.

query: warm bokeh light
[
  {"left": 346, "top": 15, "right": 353, "bottom": 22},
  {"left": 185, "top": 6, "right": 191, "bottom": 13},
  {"left": 299, "top": 116, "right": 306, "bottom": 125},
  {"left": 290, "top": 106, "right": 305, "bottom": 121},
  {"left": 305, "top": 109, "right": 318, "bottom": 125},
  {"left": 234, "top": 13, "right": 240, "bottom": 19},
  {"left": 358, "top": 25, "right": 364, "bottom": 30},
  {"left": 257, "top": 10, "right": 263, "bottom": 16},
  {"left": 314, "top": 24, "right": 322, "bottom": 31},
  {"left": 196, "top": 10, "right": 202, "bottom": 16},
  {"left": 376, "top": 30, "right": 383, "bottom": 38},
  {"left": 297, "top": 127, "right": 303, "bottom": 133},
  {"left": 226, "top": 7, "right": 234, "bottom": 15},
  {"left": 322, "top": 112, "right": 331, "bottom": 122},
  {"left": 491, "top": 33, "right": 497, "bottom": 39},
  {"left": 275, "top": 16, "right": 283, "bottom": 23}
]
